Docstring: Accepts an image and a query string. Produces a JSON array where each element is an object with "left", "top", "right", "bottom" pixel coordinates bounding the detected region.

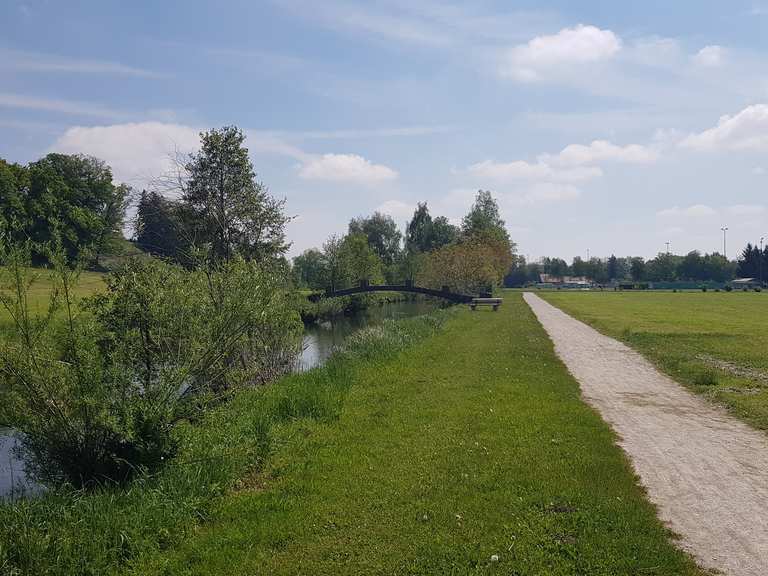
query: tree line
[
  {"left": 292, "top": 190, "right": 516, "bottom": 295},
  {"left": 507, "top": 245, "right": 766, "bottom": 286}
]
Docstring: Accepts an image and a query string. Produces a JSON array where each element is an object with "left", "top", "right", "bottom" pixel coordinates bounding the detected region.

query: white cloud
[
  {"left": 680, "top": 104, "right": 768, "bottom": 151},
  {"left": 693, "top": 45, "right": 725, "bottom": 67},
  {"left": 657, "top": 204, "right": 718, "bottom": 218},
  {"left": 51, "top": 122, "right": 200, "bottom": 185},
  {"left": 728, "top": 204, "right": 765, "bottom": 216},
  {"left": 501, "top": 24, "right": 621, "bottom": 82},
  {"left": 543, "top": 140, "right": 658, "bottom": 167},
  {"left": 297, "top": 153, "right": 398, "bottom": 183},
  {"left": 0, "top": 49, "right": 164, "bottom": 78}
]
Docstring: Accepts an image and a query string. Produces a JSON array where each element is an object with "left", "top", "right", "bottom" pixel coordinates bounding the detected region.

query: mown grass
[
  {"left": 129, "top": 295, "right": 701, "bottom": 575},
  {"left": 0, "top": 311, "right": 451, "bottom": 575},
  {"left": 540, "top": 290, "right": 768, "bottom": 430}
]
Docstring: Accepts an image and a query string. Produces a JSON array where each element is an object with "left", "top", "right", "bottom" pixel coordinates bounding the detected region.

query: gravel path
[{"left": 524, "top": 292, "right": 768, "bottom": 576}]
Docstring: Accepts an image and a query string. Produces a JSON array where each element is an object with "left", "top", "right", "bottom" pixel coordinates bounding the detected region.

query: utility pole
[
  {"left": 586, "top": 248, "right": 590, "bottom": 260},
  {"left": 665, "top": 241, "right": 670, "bottom": 255},
  {"left": 721, "top": 227, "right": 729, "bottom": 258},
  {"left": 761, "top": 236, "right": 765, "bottom": 286}
]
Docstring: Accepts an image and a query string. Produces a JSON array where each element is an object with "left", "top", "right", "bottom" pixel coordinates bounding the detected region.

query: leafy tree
[
  {"left": 607, "top": 255, "right": 619, "bottom": 281},
  {"left": 737, "top": 243, "right": 761, "bottom": 278},
  {"left": 461, "top": 190, "right": 510, "bottom": 243},
  {"left": 183, "top": 126, "right": 289, "bottom": 263},
  {"left": 25, "top": 154, "right": 128, "bottom": 264},
  {"left": 405, "top": 202, "right": 433, "bottom": 253},
  {"left": 405, "top": 203, "right": 459, "bottom": 254},
  {"left": 646, "top": 253, "right": 680, "bottom": 281},
  {"left": 292, "top": 248, "right": 327, "bottom": 289},
  {"left": 543, "top": 257, "right": 569, "bottom": 277},
  {"left": 0, "top": 159, "right": 30, "bottom": 238},
  {"left": 135, "top": 190, "right": 190, "bottom": 261},
  {"left": 630, "top": 257, "right": 645, "bottom": 281},
  {"left": 322, "top": 234, "right": 348, "bottom": 292},
  {"left": 348, "top": 212, "right": 401, "bottom": 266},
  {"left": 339, "top": 233, "right": 383, "bottom": 285},
  {"left": 430, "top": 216, "right": 459, "bottom": 249}
]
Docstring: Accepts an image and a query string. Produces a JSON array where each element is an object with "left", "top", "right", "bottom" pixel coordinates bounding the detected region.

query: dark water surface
[{"left": 0, "top": 298, "right": 439, "bottom": 498}]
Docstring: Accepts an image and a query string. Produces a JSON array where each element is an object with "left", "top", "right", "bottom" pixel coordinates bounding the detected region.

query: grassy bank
[
  {"left": 130, "top": 295, "right": 700, "bottom": 575},
  {"left": 540, "top": 291, "right": 768, "bottom": 430},
  {"left": 0, "top": 311, "right": 450, "bottom": 575}
]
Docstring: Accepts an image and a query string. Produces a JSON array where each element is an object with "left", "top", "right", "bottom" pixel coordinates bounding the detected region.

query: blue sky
[{"left": 2, "top": 0, "right": 768, "bottom": 260}]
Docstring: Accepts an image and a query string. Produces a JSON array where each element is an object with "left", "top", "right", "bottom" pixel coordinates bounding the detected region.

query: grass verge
[
  {"left": 0, "top": 311, "right": 450, "bottom": 575},
  {"left": 539, "top": 291, "right": 768, "bottom": 431},
  {"left": 131, "top": 294, "right": 700, "bottom": 575}
]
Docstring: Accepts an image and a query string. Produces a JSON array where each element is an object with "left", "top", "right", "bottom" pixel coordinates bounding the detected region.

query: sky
[{"left": 2, "top": 0, "right": 768, "bottom": 261}]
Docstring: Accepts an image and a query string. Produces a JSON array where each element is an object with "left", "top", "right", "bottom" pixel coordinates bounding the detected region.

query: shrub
[
  {"left": 693, "top": 370, "right": 718, "bottom": 386},
  {"left": 0, "top": 238, "right": 301, "bottom": 488},
  {"left": 755, "top": 287, "right": 762, "bottom": 292},
  {"left": 701, "top": 286, "right": 707, "bottom": 292},
  {"left": 725, "top": 285, "right": 733, "bottom": 292}
]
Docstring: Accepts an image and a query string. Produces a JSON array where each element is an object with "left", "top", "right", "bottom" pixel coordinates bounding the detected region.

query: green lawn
[
  {"left": 0, "top": 268, "right": 105, "bottom": 331},
  {"left": 133, "top": 294, "right": 702, "bottom": 575},
  {"left": 540, "top": 290, "right": 768, "bottom": 430}
]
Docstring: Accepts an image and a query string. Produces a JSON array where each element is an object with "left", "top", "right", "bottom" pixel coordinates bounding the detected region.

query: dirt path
[{"left": 524, "top": 292, "right": 768, "bottom": 576}]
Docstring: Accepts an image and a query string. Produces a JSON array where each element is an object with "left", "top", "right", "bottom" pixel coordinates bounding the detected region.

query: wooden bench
[{"left": 470, "top": 297, "right": 502, "bottom": 311}]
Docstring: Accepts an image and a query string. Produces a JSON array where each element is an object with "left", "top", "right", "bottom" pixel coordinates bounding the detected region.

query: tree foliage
[
  {"left": 348, "top": 212, "right": 401, "bottom": 266},
  {"left": 183, "top": 126, "right": 290, "bottom": 263},
  {"left": 0, "top": 154, "right": 129, "bottom": 265}
]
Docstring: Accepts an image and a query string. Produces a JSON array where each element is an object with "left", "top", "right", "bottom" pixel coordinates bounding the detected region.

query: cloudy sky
[{"left": 2, "top": 1, "right": 768, "bottom": 260}]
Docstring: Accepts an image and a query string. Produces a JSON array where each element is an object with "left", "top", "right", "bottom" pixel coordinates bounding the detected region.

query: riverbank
[
  {"left": 135, "top": 295, "right": 698, "bottom": 574},
  {"left": 1, "top": 295, "right": 705, "bottom": 575},
  {"left": 0, "top": 310, "right": 452, "bottom": 575}
]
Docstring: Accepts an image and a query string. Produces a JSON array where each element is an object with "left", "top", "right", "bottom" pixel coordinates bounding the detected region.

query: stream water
[{"left": 0, "top": 299, "right": 439, "bottom": 499}]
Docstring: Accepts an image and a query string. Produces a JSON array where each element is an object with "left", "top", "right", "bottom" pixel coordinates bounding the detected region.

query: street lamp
[
  {"left": 761, "top": 236, "right": 765, "bottom": 287},
  {"left": 721, "top": 227, "right": 729, "bottom": 258},
  {"left": 665, "top": 241, "right": 670, "bottom": 254}
]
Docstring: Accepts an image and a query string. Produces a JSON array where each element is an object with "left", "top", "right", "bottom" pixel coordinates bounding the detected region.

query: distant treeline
[
  {"left": 506, "top": 246, "right": 768, "bottom": 286},
  {"left": 291, "top": 190, "right": 516, "bottom": 295}
]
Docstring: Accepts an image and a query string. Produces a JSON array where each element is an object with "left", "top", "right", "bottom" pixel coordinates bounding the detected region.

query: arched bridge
[{"left": 309, "top": 281, "right": 475, "bottom": 304}]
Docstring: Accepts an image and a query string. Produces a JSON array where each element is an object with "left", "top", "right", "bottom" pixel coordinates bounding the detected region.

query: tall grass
[{"left": 0, "top": 309, "right": 451, "bottom": 576}]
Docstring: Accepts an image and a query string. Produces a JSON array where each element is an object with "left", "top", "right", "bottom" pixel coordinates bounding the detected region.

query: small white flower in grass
[{"left": 490, "top": 554, "right": 500, "bottom": 562}]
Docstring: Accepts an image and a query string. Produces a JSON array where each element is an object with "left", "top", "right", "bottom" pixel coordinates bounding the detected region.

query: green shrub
[
  {"left": 693, "top": 369, "right": 718, "bottom": 386},
  {"left": 0, "top": 238, "right": 301, "bottom": 488}
]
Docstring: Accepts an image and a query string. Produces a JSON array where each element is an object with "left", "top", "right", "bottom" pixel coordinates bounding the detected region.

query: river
[{"left": 0, "top": 298, "right": 439, "bottom": 499}]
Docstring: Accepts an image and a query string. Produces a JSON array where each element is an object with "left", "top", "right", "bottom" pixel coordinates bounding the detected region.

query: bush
[
  {"left": 701, "top": 286, "right": 707, "bottom": 292},
  {"left": 725, "top": 285, "right": 733, "bottom": 292},
  {"left": 0, "top": 239, "right": 301, "bottom": 488},
  {"left": 693, "top": 369, "right": 718, "bottom": 386},
  {"left": 755, "top": 287, "right": 762, "bottom": 292}
]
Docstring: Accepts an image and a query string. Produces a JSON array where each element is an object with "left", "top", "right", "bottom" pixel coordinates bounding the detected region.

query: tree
[
  {"left": 0, "top": 159, "right": 30, "bottom": 238},
  {"left": 25, "top": 153, "right": 128, "bottom": 263},
  {"left": 322, "top": 234, "right": 348, "bottom": 292},
  {"left": 461, "top": 190, "right": 510, "bottom": 243},
  {"left": 339, "top": 233, "right": 384, "bottom": 285},
  {"left": 405, "top": 202, "right": 433, "bottom": 253},
  {"left": 183, "top": 126, "right": 289, "bottom": 263},
  {"left": 646, "top": 253, "right": 680, "bottom": 281},
  {"left": 543, "top": 257, "right": 569, "bottom": 277},
  {"left": 737, "top": 243, "right": 761, "bottom": 278},
  {"left": 630, "top": 257, "right": 645, "bottom": 281},
  {"left": 405, "top": 202, "right": 459, "bottom": 254},
  {"left": 135, "top": 190, "right": 187, "bottom": 260},
  {"left": 430, "top": 216, "right": 459, "bottom": 249},
  {"left": 348, "top": 212, "right": 401, "bottom": 266},
  {"left": 292, "top": 248, "right": 327, "bottom": 289},
  {"left": 607, "top": 255, "right": 619, "bottom": 281}
]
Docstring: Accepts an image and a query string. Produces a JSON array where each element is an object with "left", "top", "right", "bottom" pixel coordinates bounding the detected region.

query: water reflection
[{"left": 0, "top": 429, "right": 37, "bottom": 500}]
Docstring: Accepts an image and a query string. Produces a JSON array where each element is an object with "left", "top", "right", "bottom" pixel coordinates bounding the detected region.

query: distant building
[
  {"left": 730, "top": 278, "right": 762, "bottom": 289},
  {"left": 538, "top": 274, "right": 592, "bottom": 288}
]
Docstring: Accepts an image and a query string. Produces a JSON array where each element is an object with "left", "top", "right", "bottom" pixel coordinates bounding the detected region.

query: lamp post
[
  {"left": 721, "top": 227, "right": 729, "bottom": 258},
  {"left": 761, "top": 236, "right": 765, "bottom": 287},
  {"left": 665, "top": 241, "right": 670, "bottom": 255}
]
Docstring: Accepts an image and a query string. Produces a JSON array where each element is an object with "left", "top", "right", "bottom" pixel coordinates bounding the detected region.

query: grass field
[
  {"left": 129, "top": 294, "right": 700, "bottom": 575},
  {"left": 540, "top": 291, "right": 768, "bottom": 430},
  {"left": 0, "top": 268, "right": 105, "bottom": 333}
]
